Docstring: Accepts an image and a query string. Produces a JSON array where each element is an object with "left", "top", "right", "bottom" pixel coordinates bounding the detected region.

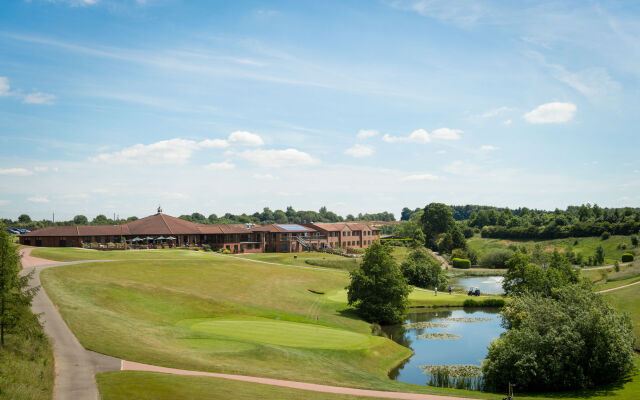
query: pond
[
  {"left": 450, "top": 276, "right": 504, "bottom": 295},
  {"left": 384, "top": 308, "right": 504, "bottom": 388}
]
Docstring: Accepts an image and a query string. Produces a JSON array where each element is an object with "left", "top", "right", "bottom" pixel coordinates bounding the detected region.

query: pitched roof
[
  {"left": 251, "top": 224, "right": 315, "bottom": 233},
  {"left": 124, "top": 213, "right": 199, "bottom": 235},
  {"left": 306, "top": 222, "right": 380, "bottom": 232}
]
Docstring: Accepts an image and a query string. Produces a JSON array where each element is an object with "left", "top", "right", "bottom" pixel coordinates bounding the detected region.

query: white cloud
[
  {"left": 238, "top": 148, "right": 319, "bottom": 168},
  {"left": 91, "top": 138, "right": 198, "bottom": 164},
  {"left": 356, "top": 129, "right": 379, "bottom": 139},
  {"left": 253, "top": 173, "right": 279, "bottom": 180},
  {"left": 205, "top": 161, "right": 235, "bottom": 170},
  {"left": 34, "top": 166, "right": 49, "bottom": 172},
  {"left": 161, "top": 192, "right": 188, "bottom": 199},
  {"left": 503, "top": 119, "right": 512, "bottom": 126},
  {"left": 480, "top": 106, "right": 511, "bottom": 118},
  {"left": 344, "top": 144, "right": 374, "bottom": 158},
  {"left": 480, "top": 145, "right": 499, "bottom": 151},
  {"left": 431, "top": 128, "right": 462, "bottom": 140},
  {"left": 199, "top": 139, "right": 229, "bottom": 149},
  {"left": 400, "top": 173, "right": 439, "bottom": 182},
  {"left": 383, "top": 129, "right": 430, "bottom": 144},
  {"left": 0, "top": 77, "right": 10, "bottom": 96},
  {"left": 523, "top": 102, "right": 577, "bottom": 124},
  {"left": 0, "top": 168, "right": 33, "bottom": 176},
  {"left": 227, "top": 131, "right": 264, "bottom": 147},
  {"left": 23, "top": 92, "right": 56, "bottom": 105},
  {"left": 382, "top": 128, "right": 462, "bottom": 144},
  {"left": 0, "top": 200, "right": 9, "bottom": 206},
  {"left": 28, "top": 196, "right": 50, "bottom": 203}
]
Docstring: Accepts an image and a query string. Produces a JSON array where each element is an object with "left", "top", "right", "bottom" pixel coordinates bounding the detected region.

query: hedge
[
  {"left": 463, "top": 298, "right": 505, "bottom": 308},
  {"left": 621, "top": 253, "right": 634, "bottom": 263},
  {"left": 452, "top": 258, "right": 471, "bottom": 269}
]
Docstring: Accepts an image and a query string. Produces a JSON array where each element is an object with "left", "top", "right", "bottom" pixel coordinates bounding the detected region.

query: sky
[{"left": 1, "top": 0, "right": 639, "bottom": 221}]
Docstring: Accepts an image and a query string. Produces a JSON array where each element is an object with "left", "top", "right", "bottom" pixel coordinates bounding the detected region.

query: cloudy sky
[{"left": 1, "top": 0, "right": 639, "bottom": 220}]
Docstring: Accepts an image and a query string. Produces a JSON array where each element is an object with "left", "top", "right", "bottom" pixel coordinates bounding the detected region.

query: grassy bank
[
  {"left": 97, "top": 371, "right": 383, "bottom": 400},
  {"left": 468, "top": 235, "right": 636, "bottom": 265},
  {"left": 0, "top": 306, "right": 54, "bottom": 400}
]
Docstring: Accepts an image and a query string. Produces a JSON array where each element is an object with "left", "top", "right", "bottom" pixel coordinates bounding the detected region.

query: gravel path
[{"left": 596, "top": 279, "right": 640, "bottom": 294}]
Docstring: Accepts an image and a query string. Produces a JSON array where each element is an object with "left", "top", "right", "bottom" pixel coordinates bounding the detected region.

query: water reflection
[
  {"left": 450, "top": 276, "right": 505, "bottom": 295},
  {"left": 384, "top": 308, "right": 504, "bottom": 386}
]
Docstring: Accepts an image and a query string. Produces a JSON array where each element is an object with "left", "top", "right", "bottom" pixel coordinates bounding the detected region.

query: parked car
[
  {"left": 17, "top": 229, "right": 30, "bottom": 233},
  {"left": 6, "top": 228, "right": 20, "bottom": 234}
]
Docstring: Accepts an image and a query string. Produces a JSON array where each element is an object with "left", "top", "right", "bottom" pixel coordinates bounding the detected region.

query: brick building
[{"left": 19, "top": 211, "right": 380, "bottom": 253}]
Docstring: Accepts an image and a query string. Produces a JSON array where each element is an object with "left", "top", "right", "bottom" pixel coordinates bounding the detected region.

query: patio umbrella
[
  {"left": 131, "top": 237, "right": 142, "bottom": 242},
  {"left": 144, "top": 237, "right": 154, "bottom": 241},
  {"left": 165, "top": 236, "right": 176, "bottom": 240},
  {"left": 156, "top": 236, "right": 166, "bottom": 240}
]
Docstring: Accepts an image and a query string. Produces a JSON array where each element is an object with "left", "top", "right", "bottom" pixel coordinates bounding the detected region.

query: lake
[
  {"left": 384, "top": 308, "right": 505, "bottom": 387},
  {"left": 450, "top": 276, "right": 505, "bottom": 295}
]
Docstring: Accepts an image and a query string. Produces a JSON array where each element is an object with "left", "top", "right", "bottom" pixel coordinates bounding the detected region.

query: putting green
[{"left": 187, "top": 318, "right": 374, "bottom": 349}]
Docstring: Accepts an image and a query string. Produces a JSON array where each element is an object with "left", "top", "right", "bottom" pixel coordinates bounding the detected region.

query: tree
[
  {"left": 73, "top": 215, "right": 88, "bottom": 225},
  {"left": 17, "top": 214, "right": 31, "bottom": 224},
  {"left": 0, "top": 227, "right": 38, "bottom": 346},
  {"left": 503, "top": 250, "right": 578, "bottom": 296},
  {"left": 400, "top": 248, "right": 447, "bottom": 290},
  {"left": 347, "top": 243, "right": 410, "bottom": 324},
  {"left": 400, "top": 207, "right": 413, "bottom": 221},
  {"left": 392, "top": 221, "right": 425, "bottom": 247},
  {"left": 594, "top": 245, "right": 605, "bottom": 265},
  {"left": 420, "top": 203, "right": 454, "bottom": 249},
  {"left": 191, "top": 213, "right": 206, "bottom": 223},
  {"left": 483, "top": 283, "right": 635, "bottom": 392},
  {"left": 92, "top": 214, "right": 109, "bottom": 225}
]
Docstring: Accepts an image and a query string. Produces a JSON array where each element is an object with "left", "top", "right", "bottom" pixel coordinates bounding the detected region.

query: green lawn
[
  {"left": 36, "top": 248, "right": 640, "bottom": 400},
  {"left": 468, "top": 235, "right": 637, "bottom": 265},
  {"left": 97, "top": 371, "right": 384, "bottom": 400},
  {"left": 580, "top": 261, "right": 640, "bottom": 291},
  {"left": 604, "top": 282, "right": 640, "bottom": 351}
]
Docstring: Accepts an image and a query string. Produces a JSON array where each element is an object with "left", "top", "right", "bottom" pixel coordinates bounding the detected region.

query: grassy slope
[
  {"left": 0, "top": 307, "right": 54, "bottom": 400},
  {"left": 37, "top": 248, "right": 640, "bottom": 400},
  {"left": 603, "top": 283, "right": 640, "bottom": 351},
  {"left": 468, "top": 235, "right": 636, "bottom": 265},
  {"left": 97, "top": 371, "right": 384, "bottom": 400}
]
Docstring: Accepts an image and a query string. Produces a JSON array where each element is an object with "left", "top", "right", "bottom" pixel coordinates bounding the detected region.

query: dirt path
[
  {"left": 596, "top": 280, "right": 640, "bottom": 294},
  {"left": 582, "top": 262, "right": 631, "bottom": 271},
  {"left": 22, "top": 248, "right": 477, "bottom": 400}
]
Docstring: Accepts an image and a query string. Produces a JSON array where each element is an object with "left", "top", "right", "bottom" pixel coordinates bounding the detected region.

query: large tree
[
  {"left": 420, "top": 203, "right": 454, "bottom": 250},
  {"left": 73, "top": 215, "right": 88, "bottom": 225},
  {"left": 347, "top": 242, "right": 410, "bottom": 324},
  {"left": 0, "top": 227, "right": 38, "bottom": 346},
  {"left": 502, "top": 250, "right": 578, "bottom": 296},
  {"left": 483, "top": 283, "right": 635, "bottom": 392},
  {"left": 400, "top": 248, "right": 447, "bottom": 290}
]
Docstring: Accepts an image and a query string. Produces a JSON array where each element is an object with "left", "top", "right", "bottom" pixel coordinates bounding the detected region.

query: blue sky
[{"left": 1, "top": 0, "right": 639, "bottom": 220}]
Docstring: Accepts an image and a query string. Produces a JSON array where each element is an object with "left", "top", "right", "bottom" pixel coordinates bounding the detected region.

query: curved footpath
[{"left": 21, "top": 248, "right": 476, "bottom": 400}]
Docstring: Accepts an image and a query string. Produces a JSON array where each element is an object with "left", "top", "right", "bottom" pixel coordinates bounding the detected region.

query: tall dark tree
[
  {"left": 17, "top": 214, "right": 31, "bottom": 224},
  {"left": 0, "top": 227, "right": 38, "bottom": 346},
  {"left": 420, "top": 203, "right": 454, "bottom": 250},
  {"left": 347, "top": 243, "right": 410, "bottom": 324},
  {"left": 73, "top": 215, "right": 88, "bottom": 225}
]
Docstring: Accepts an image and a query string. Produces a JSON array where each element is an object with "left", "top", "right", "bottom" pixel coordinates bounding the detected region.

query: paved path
[
  {"left": 20, "top": 248, "right": 121, "bottom": 400},
  {"left": 121, "top": 360, "right": 472, "bottom": 400},
  {"left": 582, "top": 262, "right": 632, "bottom": 271},
  {"left": 596, "top": 279, "right": 640, "bottom": 294},
  {"left": 22, "top": 248, "right": 476, "bottom": 400}
]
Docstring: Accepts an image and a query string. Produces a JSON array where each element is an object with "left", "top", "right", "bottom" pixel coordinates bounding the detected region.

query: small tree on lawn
[
  {"left": 0, "top": 226, "right": 38, "bottom": 346},
  {"left": 347, "top": 242, "right": 410, "bottom": 325}
]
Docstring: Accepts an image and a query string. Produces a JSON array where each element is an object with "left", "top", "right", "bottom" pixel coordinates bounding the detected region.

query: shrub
[
  {"left": 452, "top": 258, "right": 471, "bottom": 269},
  {"left": 463, "top": 298, "right": 505, "bottom": 308},
  {"left": 451, "top": 248, "right": 478, "bottom": 264},
  {"left": 600, "top": 231, "right": 611, "bottom": 240},
  {"left": 202, "top": 244, "right": 212, "bottom": 252},
  {"left": 621, "top": 253, "right": 634, "bottom": 263},
  {"left": 401, "top": 248, "right": 447, "bottom": 290},
  {"left": 632, "top": 235, "right": 639, "bottom": 247},
  {"left": 479, "top": 249, "right": 514, "bottom": 268}
]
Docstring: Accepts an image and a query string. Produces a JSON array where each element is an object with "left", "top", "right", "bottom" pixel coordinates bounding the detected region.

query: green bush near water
[
  {"left": 451, "top": 258, "right": 471, "bottom": 269},
  {"left": 462, "top": 298, "right": 505, "bottom": 308}
]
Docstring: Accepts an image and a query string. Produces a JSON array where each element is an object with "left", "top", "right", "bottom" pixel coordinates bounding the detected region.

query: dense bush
[
  {"left": 479, "top": 249, "right": 514, "bottom": 268},
  {"left": 400, "top": 248, "right": 447, "bottom": 290},
  {"left": 503, "top": 251, "right": 579, "bottom": 296},
  {"left": 483, "top": 284, "right": 636, "bottom": 392},
  {"left": 452, "top": 258, "right": 471, "bottom": 269},
  {"left": 451, "top": 247, "right": 478, "bottom": 264},
  {"left": 480, "top": 221, "right": 640, "bottom": 241},
  {"left": 632, "top": 235, "right": 639, "bottom": 247},
  {"left": 621, "top": 253, "right": 634, "bottom": 262},
  {"left": 463, "top": 298, "right": 505, "bottom": 307},
  {"left": 600, "top": 231, "right": 611, "bottom": 240}
]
